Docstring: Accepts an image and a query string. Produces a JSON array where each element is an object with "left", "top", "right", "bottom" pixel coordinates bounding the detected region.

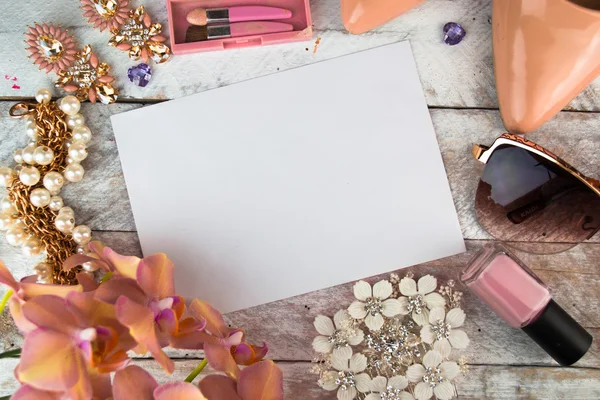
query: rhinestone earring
[{"left": 25, "top": 22, "right": 118, "bottom": 104}]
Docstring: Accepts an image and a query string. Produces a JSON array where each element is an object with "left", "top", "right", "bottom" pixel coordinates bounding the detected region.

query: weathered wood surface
[
  {"left": 1, "top": 358, "right": 600, "bottom": 399},
  {"left": 1, "top": 0, "right": 600, "bottom": 110},
  {"left": 2, "top": 0, "right": 600, "bottom": 398},
  {"left": 1, "top": 104, "right": 599, "bottom": 238}
]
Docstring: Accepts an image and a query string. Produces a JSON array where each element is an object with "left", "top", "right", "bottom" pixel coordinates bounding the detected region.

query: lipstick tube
[{"left": 461, "top": 244, "right": 592, "bottom": 365}]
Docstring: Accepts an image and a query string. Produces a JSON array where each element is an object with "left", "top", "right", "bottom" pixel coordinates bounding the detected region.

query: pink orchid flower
[
  {"left": 64, "top": 243, "right": 205, "bottom": 374},
  {"left": 0, "top": 260, "right": 83, "bottom": 333},
  {"left": 14, "top": 292, "right": 136, "bottom": 400}
]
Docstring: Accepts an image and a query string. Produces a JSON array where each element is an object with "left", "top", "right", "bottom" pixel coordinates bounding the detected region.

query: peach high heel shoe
[
  {"left": 341, "top": 0, "right": 424, "bottom": 34},
  {"left": 493, "top": 0, "right": 600, "bottom": 134}
]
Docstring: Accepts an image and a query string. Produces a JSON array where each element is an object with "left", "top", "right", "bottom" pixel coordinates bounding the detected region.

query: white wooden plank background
[{"left": 1, "top": 0, "right": 599, "bottom": 399}]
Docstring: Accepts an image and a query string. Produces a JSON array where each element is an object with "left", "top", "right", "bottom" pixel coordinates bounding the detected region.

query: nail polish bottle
[{"left": 461, "top": 244, "right": 592, "bottom": 366}]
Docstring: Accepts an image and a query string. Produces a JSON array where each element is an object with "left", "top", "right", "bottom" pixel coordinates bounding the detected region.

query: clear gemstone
[
  {"left": 38, "top": 35, "right": 64, "bottom": 61},
  {"left": 443, "top": 22, "right": 466, "bottom": 45},
  {"left": 127, "top": 63, "right": 152, "bottom": 87},
  {"left": 94, "top": 0, "right": 119, "bottom": 18}
]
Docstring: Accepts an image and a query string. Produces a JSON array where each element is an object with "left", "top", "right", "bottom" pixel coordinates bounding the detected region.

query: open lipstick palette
[{"left": 166, "top": 0, "right": 313, "bottom": 54}]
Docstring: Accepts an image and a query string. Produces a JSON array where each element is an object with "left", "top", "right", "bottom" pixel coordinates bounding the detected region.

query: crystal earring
[
  {"left": 80, "top": 1, "right": 171, "bottom": 64},
  {"left": 25, "top": 22, "right": 118, "bottom": 104}
]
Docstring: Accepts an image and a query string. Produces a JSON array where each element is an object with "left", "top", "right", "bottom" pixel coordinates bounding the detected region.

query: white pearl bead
[
  {"left": 82, "top": 261, "right": 99, "bottom": 272},
  {"left": 22, "top": 237, "right": 43, "bottom": 257},
  {"left": 48, "top": 196, "right": 64, "bottom": 211},
  {"left": 43, "top": 171, "right": 64, "bottom": 193},
  {"left": 37, "top": 275, "right": 54, "bottom": 284},
  {"left": 59, "top": 95, "right": 81, "bottom": 115},
  {"left": 35, "top": 88, "right": 52, "bottom": 104},
  {"left": 25, "top": 124, "right": 39, "bottom": 141},
  {"left": 0, "top": 197, "right": 16, "bottom": 215},
  {"left": 24, "top": 114, "right": 36, "bottom": 126},
  {"left": 66, "top": 113, "right": 85, "bottom": 129},
  {"left": 19, "top": 166, "right": 40, "bottom": 186},
  {"left": 13, "top": 149, "right": 24, "bottom": 164},
  {"left": 72, "top": 126, "right": 92, "bottom": 144},
  {"left": 34, "top": 262, "right": 53, "bottom": 279},
  {"left": 33, "top": 146, "right": 54, "bottom": 166},
  {"left": 30, "top": 188, "right": 51, "bottom": 208},
  {"left": 68, "top": 142, "right": 88, "bottom": 162},
  {"left": 22, "top": 144, "right": 37, "bottom": 165},
  {"left": 55, "top": 213, "right": 75, "bottom": 233},
  {"left": 58, "top": 206, "right": 74, "bottom": 217},
  {"left": 5, "top": 226, "right": 26, "bottom": 246},
  {"left": 0, "top": 213, "right": 14, "bottom": 231},
  {"left": 64, "top": 163, "right": 84, "bottom": 183},
  {"left": 72, "top": 225, "right": 92, "bottom": 245},
  {"left": 76, "top": 243, "right": 89, "bottom": 254},
  {"left": 0, "top": 167, "right": 15, "bottom": 187}
]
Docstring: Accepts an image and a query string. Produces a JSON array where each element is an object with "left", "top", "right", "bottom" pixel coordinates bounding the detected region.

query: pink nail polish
[{"left": 461, "top": 244, "right": 592, "bottom": 365}]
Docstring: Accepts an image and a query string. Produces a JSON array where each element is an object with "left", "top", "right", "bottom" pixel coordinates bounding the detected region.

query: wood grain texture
[
  {"left": 1, "top": 0, "right": 599, "bottom": 110},
  {"left": 1, "top": 358, "right": 599, "bottom": 399},
  {"left": 1, "top": 104, "right": 598, "bottom": 238}
]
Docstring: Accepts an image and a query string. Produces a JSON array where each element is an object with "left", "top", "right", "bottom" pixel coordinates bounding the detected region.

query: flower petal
[
  {"left": 314, "top": 315, "right": 335, "bottom": 336},
  {"left": 16, "top": 329, "right": 83, "bottom": 392},
  {"left": 102, "top": 246, "right": 141, "bottom": 279},
  {"left": 397, "top": 297, "right": 409, "bottom": 314},
  {"left": 423, "top": 350, "right": 442, "bottom": 368},
  {"left": 439, "top": 362, "right": 460, "bottom": 380},
  {"left": 63, "top": 254, "right": 109, "bottom": 274},
  {"left": 9, "top": 298, "right": 37, "bottom": 333},
  {"left": 115, "top": 296, "right": 174, "bottom": 374},
  {"left": 449, "top": 329, "right": 470, "bottom": 349},
  {"left": 388, "top": 375, "right": 408, "bottom": 390},
  {"left": 349, "top": 353, "right": 367, "bottom": 373},
  {"left": 331, "top": 353, "right": 350, "bottom": 371},
  {"left": 354, "top": 373, "right": 371, "bottom": 393},
  {"left": 365, "top": 395, "right": 381, "bottom": 400},
  {"left": 333, "top": 309, "right": 349, "bottom": 330},
  {"left": 154, "top": 382, "right": 206, "bottom": 400},
  {"left": 10, "top": 385, "right": 60, "bottom": 400},
  {"left": 365, "top": 313, "right": 384, "bottom": 331},
  {"left": 420, "top": 325, "right": 434, "bottom": 344},
  {"left": 113, "top": 365, "right": 158, "bottom": 400},
  {"left": 399, "top": 392, "right": 415, "bottom": 400},
  {"left": 353, "top": 281, "right": 372, "bottom": 301},
  {"left": 348, "top": 301, "right": 367, "bottom": 320},
  {"left": 94, "top": 277, "right": 147, "bottom": 305},
  {"left": 433, "top": 380, "right": 454, "bottom": 400},
  {"left": 19, "top": 282, "right": 82, "bottom": 301},
  {"left": 423, "top": 293, "right": 445, "bottom": 309},
  {"left": 406, "top": 364, "right": 425, "bottom": 382},
  {"left": 21, "top": 295, "right": 78, "bottom": 334},
  {"left": 347, "top": 330, "right": 364, "bottom": 346},
  {"left": 445, "top": 308, "right": 466, "bottom": 328},
  {"left": 370, "top": 376, "right": 387, "bottom": 392},
  {"left": 319, "top": 371, "right": 339, "bottom": 391},
  {"left": 372, "top": 280, "right": 392, "bottom": 300},
  {"left": 156, "top": 308, "right": 178, "bottom": 335},
  {"left": 414, "top": 382, "right": 433, "bottom": 400},
  {"left": 136, "top": 253, "right": 175, "bottom": 299},
  {"left": 416, "top": 275, "right": 437, "bottom": 295},
  {"left": 238, "top": 360, "right": 284, "bottom": 400},
  {"left": 381, "top": 298, "right": 402, "bottom": 317},
  {"left": 337, "top": 386, "right": 357, "bottom": 400},
  {"left": 0, "top": 260, "right": 19, "bottom": 291},
  {"left": 434, "top": 338, "right": 452, "bottom": 359},
  {"left": 199, "top": 375, "right": 241, "bottom": 400},
  {"left": 232, "top": 342, "right": 268, "bottom": 366},
  {"left": 399, "top": 278, "right": 417, "bottom": 297},
  {"left": 412, "top": 309, "right": 429, "bottom": 327},
  {"left": 189, "top": 299, "right": 229, "bottom": 338},
  {"left": 428, "top": 307, "right": 445, "bottom": 325},
  {"left": 333, "top": 345, "right": 352, "bottom": 360},
  {"left": 204, "top": 343, "right": 241, "bottom": 380}
]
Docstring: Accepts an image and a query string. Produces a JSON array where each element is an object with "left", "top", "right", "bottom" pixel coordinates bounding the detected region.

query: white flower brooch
[{"left": 312, "top": 272, "right": 469, "bottom": 400}]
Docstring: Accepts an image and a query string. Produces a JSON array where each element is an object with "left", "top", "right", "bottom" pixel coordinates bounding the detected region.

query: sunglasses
[{"left": 472, "top": 133, "right": 600, "bottom": 254}]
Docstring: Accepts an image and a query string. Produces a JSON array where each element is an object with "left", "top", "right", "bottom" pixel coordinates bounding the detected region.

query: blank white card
[{"left": 111, "top": 42, "right": 465, "bottom": 313}]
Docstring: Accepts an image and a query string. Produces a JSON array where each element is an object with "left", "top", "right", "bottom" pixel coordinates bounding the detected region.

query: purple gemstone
[
  {"left": 127, "top": 63, "right": 152, "bottom": 87},
  {"left": 443, "top": 22, "right": 466, "bottom": 45}
]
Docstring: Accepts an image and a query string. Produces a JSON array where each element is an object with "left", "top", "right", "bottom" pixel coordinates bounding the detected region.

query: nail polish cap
[{"left": 522, "top": 299, "right": 592, "bottom": 366}]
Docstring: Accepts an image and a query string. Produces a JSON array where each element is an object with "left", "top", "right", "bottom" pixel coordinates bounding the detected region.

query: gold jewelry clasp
[{"left": 9, "top": 102, "right": 37, "bottom": 119}]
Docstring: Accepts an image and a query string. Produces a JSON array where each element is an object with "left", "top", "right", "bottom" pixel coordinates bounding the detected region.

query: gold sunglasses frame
[{"left": 472, "top": 133, "right": 600, "bottom": 197}]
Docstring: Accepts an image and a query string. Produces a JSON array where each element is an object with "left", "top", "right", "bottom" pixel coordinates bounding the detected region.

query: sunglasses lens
[{"left": 475, "top": 145, "right": 600, "bottom": 253}]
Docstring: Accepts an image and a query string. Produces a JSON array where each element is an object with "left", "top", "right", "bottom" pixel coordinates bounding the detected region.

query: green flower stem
[
  {"left": 184, "top": 359, "right": 208, "bottom": 383},
  {"left": 99, "top": 272, "right": 114, "bottom": 284},
  {"left": 0, "top": 290, "right": 13, "bottom": 315},
  {"left": 0, "top": 348, "right": 21, "bottom": 359}
]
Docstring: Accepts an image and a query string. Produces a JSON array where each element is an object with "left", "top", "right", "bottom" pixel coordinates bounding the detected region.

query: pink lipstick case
[{"left": 167, "top": 0, "right": 312, "bottom": 54}]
